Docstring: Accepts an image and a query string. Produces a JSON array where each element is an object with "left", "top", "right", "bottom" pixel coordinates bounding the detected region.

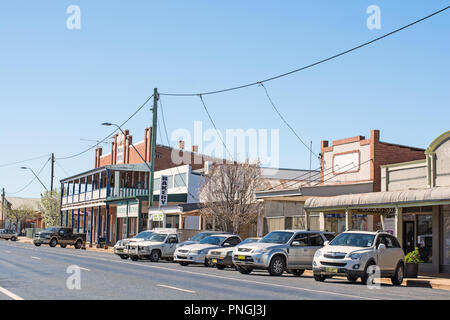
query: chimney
[
  {"left": 192, "top": 145, "right": 198, "bottom": 153},
  {"left": 178, "top": 140, "right": 185, "bottom": 150}
]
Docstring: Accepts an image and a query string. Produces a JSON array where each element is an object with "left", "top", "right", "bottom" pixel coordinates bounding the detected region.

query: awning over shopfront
[{"left": 305, "top": 186, "right": 450, "bottom": 211}]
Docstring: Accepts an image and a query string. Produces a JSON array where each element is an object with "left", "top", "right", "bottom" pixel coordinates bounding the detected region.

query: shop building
[
  {"left": 304, "top": 131, "right": 450, "bottom": 274},
  {"left": 257, "top": 130, "right": 427, "bottom": 235},
  {"left": 60, "top": 127, "right": 220, "bottom": 246}
]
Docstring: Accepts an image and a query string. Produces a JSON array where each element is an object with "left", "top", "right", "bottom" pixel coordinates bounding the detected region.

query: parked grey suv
[
  {"left": 232, "top": 230, "right": 334, "bottom": 276},
  {"left": 0, "top": 229, "right": 18, "bottom": 241}
]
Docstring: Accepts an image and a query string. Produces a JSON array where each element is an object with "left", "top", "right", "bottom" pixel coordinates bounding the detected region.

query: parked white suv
[
  {"left": 312, "top": 230, "right": 405, "bottom": 285},
  {"left": 127, "top": 229, "right": 179, "bottom": 262}
]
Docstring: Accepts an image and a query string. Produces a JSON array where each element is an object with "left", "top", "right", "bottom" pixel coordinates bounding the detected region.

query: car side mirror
[
  {"left": 324, "top": 241, "right": 330, "bottom": 246},
  {"left": 291, "top": 241, "right": 300, "bottom": 247},
  {"left": 378, "top": 243, "right": 386, "bottom": 251}
]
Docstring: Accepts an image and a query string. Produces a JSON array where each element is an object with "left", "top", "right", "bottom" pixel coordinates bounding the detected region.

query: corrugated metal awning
[{"left": 304, "top": 186, "right": 450, "bottom": 211}]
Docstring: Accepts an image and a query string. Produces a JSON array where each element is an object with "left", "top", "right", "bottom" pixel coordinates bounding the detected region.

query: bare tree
[{"left": 199, "top": 160, "right": 263, "bottom": 234}]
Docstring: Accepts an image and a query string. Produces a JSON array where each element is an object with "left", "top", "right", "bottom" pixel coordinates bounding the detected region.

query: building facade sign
[{"left": 159, "top": 175, "right": 169, "bottom": 207}]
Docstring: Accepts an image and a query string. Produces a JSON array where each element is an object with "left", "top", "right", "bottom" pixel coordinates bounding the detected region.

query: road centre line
[
  {"left": 0, "top": 286, "right": 24, "bottom": 300},
  {"left": 30, "top": 256, "right": 41, "bottom": 260},
  {"left": 2, "top": 242, "right": 377, "bottom": 300},
  {"left": 157, "top": 284, "right": 196, "bottom": 293}
]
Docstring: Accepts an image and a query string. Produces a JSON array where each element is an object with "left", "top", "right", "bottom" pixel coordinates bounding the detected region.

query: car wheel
[
  {"left": 347, "top": 275, "right": 358, "bottom": 282},
  {"left": 314, "top": 274, "right": 326, "bottom": 282},
  {"left": 179, "top": 262, "right": 189, "bottom": 266},
  {"left": 291, "top": 269, "right": 305, "bottom": 277},
  {"left": 74, "top": 240, "right": 82, "bottom": 249},
  {"left": 361, "top": 261, "right": 376, "bottom": 285},
  {"left": 34, "top": 243, "right": 41, "bottom": 247},
  {"left": 391, "top": 263, "right": 404, "bottom": 286},
  {"left": 60, "top": 244, "right": 67, "bottom": 248},
  {"left": 130, "top": 256, "right": 139, "bottom": 261},
  {"left": 119, "top": 255, "right": 129, "bottom": 260},
  {"left": 150, "top": 250, "right": 161, "bottom": 262},
  {"left": 236, "top": 266, "right": 253, "bottom": 274},
  {"left": 49, "top": 238, "right": 57, "bottom": 248},
  {"left": 268, "top": 256, "right": 286, "bottom": 276},
  {"left": 204, "top": 258, "right": 214, "bottom": 267},
  {"left": 11, "top": 236, "right": 17, "bottom": 242},
  {"left": 217, "top": 264, "right": 226, "bottom": 270}
]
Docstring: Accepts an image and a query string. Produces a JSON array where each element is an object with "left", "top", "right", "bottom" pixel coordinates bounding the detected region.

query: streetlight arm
[
  {"left": 102, "top": 123, "right": 152, "bottom": 173},
  {"left": 23, "top": 167, "right": 48, "bottom": 191}
]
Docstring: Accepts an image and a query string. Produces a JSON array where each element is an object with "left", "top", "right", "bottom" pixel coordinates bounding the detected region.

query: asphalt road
[{"left": 0, "top": 240, "right": 449, "bottom": 300}]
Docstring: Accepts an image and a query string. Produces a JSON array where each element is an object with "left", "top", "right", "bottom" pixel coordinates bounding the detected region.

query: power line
[
  {"left": 7, "top": 157, "right": 51, "bottom": 195},
  {"left": 259, "top": 82, "right": 319, "bottom": 159},
  {"left": 56, "top": 94, "right": 154, "bottom": 160},
  {"left": 159, "top": 98, "right": 199, "bottom": 201},
  {"left": 160, "top": 6, "right": 449, "bottom": 97},
  {"left": 198, "top": 95, "right": 234, "bottom": 161},
  {"left": 0, "top": 154, "right": 50, "bottom": 169}
]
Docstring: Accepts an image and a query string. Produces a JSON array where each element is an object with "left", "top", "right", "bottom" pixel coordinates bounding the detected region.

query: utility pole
[
  {"left": 1, "top": 188, "right": 5, "bottom": 229},
  {"left": 50, "top": 153, "right": 55, "bottom": 195},
  {"left": 147, "top": 88, "right": 159, "bottom": 231}
]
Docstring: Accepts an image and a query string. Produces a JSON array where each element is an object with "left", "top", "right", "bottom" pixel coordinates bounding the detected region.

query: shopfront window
[
  {"left": 324, "top": 213, "right": 346, "bottom": 234},
  {"left": 352, "top": 214, "right": 369, "bottom": 231},
  {"left": 417, "top": 214, "right": 432, "bottom": 263},
  {"left": 442, "top": 206, "right": 450, "bottom": 266}
]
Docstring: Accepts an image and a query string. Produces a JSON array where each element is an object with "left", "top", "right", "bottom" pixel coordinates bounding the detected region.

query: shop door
[{"left": 403, "top": 221, "right": 415, "bottom": 254}]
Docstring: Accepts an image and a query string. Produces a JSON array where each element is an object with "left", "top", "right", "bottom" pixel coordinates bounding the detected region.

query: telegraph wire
[
  {"left": 160, "top": 6, "right": 449, "bottom": 97},
  {"left": 6, "top": 157, "right": 51, "bottom": 195},
  {"left": 198, "top": 94, "right": 234, "bottom": 161},
  {"left": 0, "top": 154, "right": 50, "bottom": 169},
  {"left": 259, "top": 82, "right": 319, "bottom": 159},
  {"left": 159, "top": 97, "right": 199, "bottom": 201},
  {"left": 56, "top": 94, "right": 154, "bottom": 160}
]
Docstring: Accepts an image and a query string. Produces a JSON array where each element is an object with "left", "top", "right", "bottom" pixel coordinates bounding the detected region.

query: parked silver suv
[
  {"left": 0, "top": 229, "right": 18, "bottom": 241},
  {"left": 312, "top": 230, "right": 405, "bottom": 285},
  {"left": 232, "top": 230, "right": 334, "bottom": 276}
]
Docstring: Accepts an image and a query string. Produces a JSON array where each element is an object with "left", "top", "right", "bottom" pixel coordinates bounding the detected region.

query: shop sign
[
  {"left": 150, "top": 212, "right": 164, "bottom": 222},
  {"left": 117, "top": 201, "right": 139, "bottom": 218},
  {"left": 159, "top": 175, "right": 169, "bottom": 207}
]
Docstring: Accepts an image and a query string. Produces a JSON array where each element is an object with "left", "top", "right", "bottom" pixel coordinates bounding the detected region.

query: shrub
[{"left": 405, "top": 247, "right": 424, "bottom": 264}]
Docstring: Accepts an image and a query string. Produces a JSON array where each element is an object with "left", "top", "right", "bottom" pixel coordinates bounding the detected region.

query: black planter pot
[{"left": 405, "top": 263, "right": 419, "bottom": 278}]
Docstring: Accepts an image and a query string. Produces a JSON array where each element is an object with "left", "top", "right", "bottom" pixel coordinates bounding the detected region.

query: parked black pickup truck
[{"left": 33, "top": 227, "right": 86, "bottom": 249}]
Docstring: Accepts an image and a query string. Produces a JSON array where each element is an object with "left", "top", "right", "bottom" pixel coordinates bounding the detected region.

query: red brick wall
[
  {"left": 94, "top": 127, "right": 216, "bottom": 171},
  {"left": 320, "top": 130, "right": 425, "bottom": 190}
]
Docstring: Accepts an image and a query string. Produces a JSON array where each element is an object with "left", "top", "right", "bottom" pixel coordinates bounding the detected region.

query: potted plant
[{"left": 404, "top": 247, "right": 423, "bottom": 278}]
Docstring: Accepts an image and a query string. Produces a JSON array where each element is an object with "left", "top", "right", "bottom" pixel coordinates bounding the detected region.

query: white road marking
[
  {"left": 30, "top": 256, "right": 41, "bottom": 260},
  {"left": 5, "top": 251, "right": 11, "bottom": 254},
  {"left": 2, "top": 242, "right": 377, "bottom": 300},
  {"left": 0, "top": 286, "right": 24, "bottom": 300},
  {"left": 157, "top": 284, "right": 196, "bottom": 293}
]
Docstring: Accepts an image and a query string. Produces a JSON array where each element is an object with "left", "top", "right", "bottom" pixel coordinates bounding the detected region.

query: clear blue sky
[{"left": 0, "top": 1, "right": 449, "bottom": 198}]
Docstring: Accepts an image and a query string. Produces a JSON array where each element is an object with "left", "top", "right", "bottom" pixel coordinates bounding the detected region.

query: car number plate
[
  {"left": 212, "top": 259, "right": 217, "bottom": 263},
  {"left": 237, "top": 255, "right": 246, "bottom": 260},
  {"left": 117, "top": 249, "right": 123, "bottom": 253},
  {"left": 325, "top": 267, "right": 338, "bottom": 273}
]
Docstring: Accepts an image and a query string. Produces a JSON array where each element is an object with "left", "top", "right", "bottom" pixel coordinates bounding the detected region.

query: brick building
[
  {"left": 60, "top": 127, "right": 220, "bottom": 246},
  {"left": 257, "top": 130, "right": 427, "bottom": 235}
]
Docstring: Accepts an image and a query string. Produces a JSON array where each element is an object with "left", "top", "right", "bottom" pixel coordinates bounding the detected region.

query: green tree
[
  {"left": 6, "top": 205, "right": 36, "bottom": 232},
  {"left": 39, "top": 190, "right": 61, "bottom": 227}
]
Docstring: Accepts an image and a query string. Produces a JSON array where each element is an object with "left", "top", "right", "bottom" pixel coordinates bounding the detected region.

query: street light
[
  {"left": 20, "top": 166, "right": 48, "bottom": 191},
  {"left": 102, "top": 123, "right": 156, "bottom": 231},
  {"left": 101, "top": 123, "right": 152, "bottom": 172}
]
